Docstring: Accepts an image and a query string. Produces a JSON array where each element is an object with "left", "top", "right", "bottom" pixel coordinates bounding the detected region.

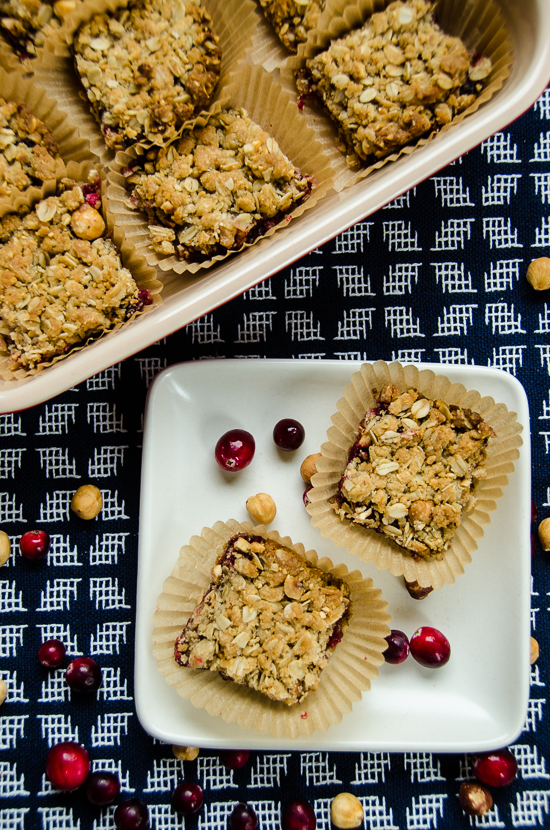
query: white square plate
[{"left": 135, "top": 360, "right": 531, "bottom": 751}]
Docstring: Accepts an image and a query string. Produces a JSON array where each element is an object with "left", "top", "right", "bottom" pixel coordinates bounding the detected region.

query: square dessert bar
[
  {"left": 334, "top": 384, "right": 495, "bottom": 558},
  {"left": 73, "top": 0, "right": 221, "bottom": 150},
  {"left": 258, "top": 0, "right": 325, "bottom": 52},
  {"left": 0, "top": 172, "right": 148, "bottom": 370},
  {"left": 175, "top": 533, "right": 350, "bottom": 705},
  {"left": 126, "top": 108, "right": 313, "bottom": 261},
  {"left": 297, "top": 0, "right": 492, "bottom": 166},
  {"left": 0, "top": 98, "right": 64, "bottom": 199}
]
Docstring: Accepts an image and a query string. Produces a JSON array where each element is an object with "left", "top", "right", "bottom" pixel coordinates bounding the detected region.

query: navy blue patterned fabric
[{"left": 2, "top": 85, "right": 550, "bottom": 830}]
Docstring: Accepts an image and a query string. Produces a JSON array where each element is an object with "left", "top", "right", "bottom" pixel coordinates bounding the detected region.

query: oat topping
[
  {"left": 258, "top": 0, "right": 325, "bottom": 52},
  {"left": 175, "top": 533, "right": 350, "bottom": 705},
  {"left": 0, "top": 172, "right": 148, "bottom": 369},
  {"left": 0, "top": 98, "right": 64, "bottom": 198},
  {"left": 0, "top": 0, "right": 76, "bottom": 59},
  {"left": 297, "top": 0, "right": 492, "bottom": 166},
  {"left": 73, "top": 0, "right": 222, "bottom": 151},
  {"left": 126, "top": 108, "right": 313, "bottom": 261},
  {"left": 334, "top": 384, "right": 495, "bottom": 558}
]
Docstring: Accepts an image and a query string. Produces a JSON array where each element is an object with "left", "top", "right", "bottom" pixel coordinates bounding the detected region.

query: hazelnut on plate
[{"left": 246, "top": 493, "right": 276, "bottom": 525}]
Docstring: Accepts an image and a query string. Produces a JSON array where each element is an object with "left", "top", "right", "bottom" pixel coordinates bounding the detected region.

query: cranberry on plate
[
  {"left": 215, "top": 429, "right": 255, "bottom": 472},
  {"left": 273, "top": 419, "right": 305, "bottom": 452},
  {"left": 383, "top": 630, "right": 410, "bottom": 664},
  {"left": 409, "top": 626, "right": 451, "bottom": 668}
]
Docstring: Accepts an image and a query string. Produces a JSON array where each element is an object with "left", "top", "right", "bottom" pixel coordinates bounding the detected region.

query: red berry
[
  {"left": 273, "top": 419, "right": 305, "bottom": 451},
  {"left": 171, "top": 781, "right": 203, "bottom": 815},
  {"left": 220, "top": 750, "right": 250, "bottom": 770},
  {"left": 19, "top": 530, "right": 50, "bottom": 561},
  {"left": 65, "top": 657, "right": 102, "bottom": 692},
  {"left": 383, "top": 630, "right": 410, "bottom": 664},
  {"left": 472, "top": 748, "right": 518, "bottom": 787},
  {"left": 281, "top": 799, "right": 316, "bottom": 830},
  {"left": 215, "top": 429, "right": 255, "bottom": 472},
  {"left": 410, "top": 626, "right": 451, "bottom": 668},
  {"left": 231, "top": 803, "right": 258, "bottom": 830},
  {"left": 38, "top": 639, "right": 66, "bottom": 668},
  {"left": 114, "top": 799, "right": 149, "bottom": 830},
  {"left": 303, "top": 486, "right": 312, "bottom": 507},
  {"left": 46, "top": 742, "right": 90, "bottom": 791},
  {"left": 86, "top": 771, "right": 121, "bottom": 806}
]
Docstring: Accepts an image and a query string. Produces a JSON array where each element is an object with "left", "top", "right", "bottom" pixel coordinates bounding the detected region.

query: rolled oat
[{"left": 258, "top": 0, "right": 325, "bottom": 52}]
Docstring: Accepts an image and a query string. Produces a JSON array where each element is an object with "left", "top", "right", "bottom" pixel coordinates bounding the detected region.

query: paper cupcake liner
[
  {"left": 306, "top": 361, "right": 523, "bottom": 591},
  {"left": 106, "top": 63, "right": 336, "bottom": 276},
  {"left": 0, "top": 1, "right": 86, "bottom": 72},
  {"left": 286, "top": 0, "right": 513, "bottom": 190},
  {"left": 0, "top": 159, "right": 162, "bottom": 383},
  {"left": 152, "top": 519, "right": 391, "bottom": 739},
  {"left": 0, "top": 67, "right": 97, "bottom": 217}
]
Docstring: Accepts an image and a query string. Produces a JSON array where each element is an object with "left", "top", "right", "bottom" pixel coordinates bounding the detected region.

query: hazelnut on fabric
[
  {"left": 459, "top": 781, "right": 493, "bottom": 816},
  {"left": 526, "top": 257, "right": 550, "bottom": 290},
  {"left": 330, "top": 793, "right": 364, "bottom": 828},
  {"left": 538, "top": 517, "right": 550, "bottom": 550},
  {"left": 0, "top": 530, "right": 11, "bottom": 566},
  {"left": 71, "top": 485, "right": 103, "bottom": 520},
  {"left": 0, "top": 678, "right": 7, "bottom": 705},
  {"left": 172, "top": 745, "right": 199, "bottom": 761}
]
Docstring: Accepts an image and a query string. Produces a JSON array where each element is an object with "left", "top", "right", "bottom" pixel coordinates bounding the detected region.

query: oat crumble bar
[
  {"left": 258, "top": 0, "right": 325, "bottom": 52},
  {"left": 125, "top": 108, "right": 313, "bottom": 261},
  {"left": 73, "top": 0, "right": 221, "bottom": 151},
  {"left": 175, "top": 533, "right": 350, "bottom": 705},
  {"left": 296, "top": 0, "right": 492, "bottom": 166},
  {"left": 0, "top": 98, "right": 64, "bottom": 199},
  {"left": 334, "top": 384, "right": 495, "bottom": 558},
  {"left": 0, "top": 0, "right": 76, "bottom": 59},
  {"left": 0, "top": 172, "right": 150, "bottom": 369}
]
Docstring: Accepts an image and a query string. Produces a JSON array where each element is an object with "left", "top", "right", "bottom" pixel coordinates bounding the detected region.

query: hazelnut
[
  {"left": 458, "top": 781, "right": 493, "bottom": 817},
  {"left": 172, "top": 745, "right": 199, "bottom": 761},
  {"left": 0, "top": 678, "right": 6, "bottom": 706},
  {"left": 246, "top": 493, "right": 276, "bottom": 525},
  {"left": 404, "top": 579, "right": 433, "bottom": 600},
  {"left": 531, "top": 636, "right": 540, "bottom": 665},
  {"left": 53, "top": 0, "right": 76, "bottom": 16},
  {"left": 526, "top": 257, "right": 550, "bottom": 291},
  {"left": 71, "top": 485, "right": 103, "bottom": 520},
  {"left": 0, "top": 530, "right": 11, "bottom": 566},
  {"left": 408, "top": 500, "right": 433, "bottom": 525},
  {"left": 300, "top": 452, "right": 321, "bottom": 484},
  {"left": 70, "top": 205, "right": 105, "bottom": 240},
  {"left": 330, "top": 793, "right": 364, "bottom": 829},
  {"left": 538, "top": 517, "right": 550, "bottom": 550}
]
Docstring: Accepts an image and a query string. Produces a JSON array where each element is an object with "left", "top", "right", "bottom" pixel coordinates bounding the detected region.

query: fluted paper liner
[
  {"left": 152, "top": 519, "right": 391, "bottom": 739},
  {"left": 106, "top": 63, "right": 336, "bottom": 276},
  {"left": 0, "top": 67, "right": 96, "bottom": 217},
  {"left": 307, "top": 361, "right": 523, "bottom": 591},
  {"left": 0, "top": 160, "right": 162, "bottom": 383},
  {"left": 285, "top": 0, "right": 513, "bottom": 190}
]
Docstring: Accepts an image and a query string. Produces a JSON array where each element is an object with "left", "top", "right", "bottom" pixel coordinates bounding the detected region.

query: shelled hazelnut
[
  {"left": 459, "top": 781, "right": 493, "bottom": 817},
  {"left": 71, "top": 485, "right": 103, "bottom": 520},
  {"left": 172, "top": 745, "right": 199, "bottom": 761},
  {"left": 531, "top": 637, "right": 540, "bottom": 665},
  {"left": 70, "top": 205, "right": 105, "bottom": 241},
  {"left": 0, "top": 531, "right": 11, "bottom": 566},
  {"left": 330, "top": 793, "right": 364, "bottom": 828},
  {"left": 0, "top": 678, "right": 6, "bottom": 705},
  {"left": 404, "top": 579, "right": 433, "bottom": 600},
  {"left": 526, "top": 257, "right": 550, "bottom": 291},
  {"left": 300, "top": 453, "right": 321, "bottom": 484},
  {"left": 538, "top": 517, "right": 550, "bottom": 550},
  {"left": 246, "top": 493, "right": 276, "bottom": 525}
]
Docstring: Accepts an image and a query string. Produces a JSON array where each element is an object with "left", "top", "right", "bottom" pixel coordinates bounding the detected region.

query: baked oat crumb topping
[
  {"left": 297, "top": 0, "right": 492, "bottom": 167},
  {"left": 334, "top": 384, "right": 495, "bottom": 558},
  {"left": 258, "top": 0, "right": 325, "bottom": 52},
  {"left": 126, "top": 107, "right": 313, "bottom": 261},
  {"left": 0, "top": 0, "right": 76, "bottom": 58},
  {"left": 175, "top": 533, "right": 350, "bottom": 705}
]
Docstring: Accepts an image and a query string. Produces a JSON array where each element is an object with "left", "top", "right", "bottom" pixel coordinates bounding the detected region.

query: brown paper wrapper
[
  {"left": 0, "top": 160, "right": 162, "bottom": 383},
  {"left": 152, "top": 519, "right": 391, "bottom": 739},
  {"left": 285, "top": 0, "right": 513, "bottom": 190},
  {"left": 0, "top": 67, "right": 96, "bottom": 217},
  {"left": 307, "top": 361, "right": 523, "bottom": 591},
  {"left": 106, "top": 63, "right": 336, "bottom": 276}
]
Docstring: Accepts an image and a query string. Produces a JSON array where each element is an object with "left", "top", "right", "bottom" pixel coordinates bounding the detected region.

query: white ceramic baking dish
[{"left": 1, "top": 0, "right": 549, "bottom": 413}]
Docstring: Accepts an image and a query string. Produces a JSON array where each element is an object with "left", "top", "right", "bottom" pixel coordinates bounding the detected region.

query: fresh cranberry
[
  {"left": 46, "top": 742, "right": 90, "bottom": 791},
  {"left": 303, "top": 486, "right": 312, "bottom": 507},
  {"left": 138, "top": 288, "right": 153, "bottom": 306},
  {"left": 65, "top": 657, "right": 102, "bottom": 692},
  {"left": 171, "top": 781, "right": 203, "bottom": 815},
  {"left": 410, "top": 626, "right": 451, "bottom": 668},
  {"left": 19, "top": 530, "right": 50, "bottom": 561},
  {"left": 220, "top": 750, "right": 250, "bottom": 769},
  {"left": 215, "top": 429, "right": 255, "bottom": 472},
  {"left": 281, "top": 799, "right": 316, "bottom": 830},
  {"left": 231, "top": 803, "right": 258, "bottom": 830},
  {"left": 114, "top": 799, "right": 149, "bottom": 830},
  {"left": 273, "top": 419, "right": 305, "bottom": 452},
  {"left": 383, "top": 630, "right": 410, "bottom": 664},
  {"left": 38, "top": 639, "right": 66, "bottom": 668},
  {"left": 86, "top": 771, "right": 121, "bottom": 806},
  {"left": 472, "top": 748, "right": 518, "bottom": 787}
]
